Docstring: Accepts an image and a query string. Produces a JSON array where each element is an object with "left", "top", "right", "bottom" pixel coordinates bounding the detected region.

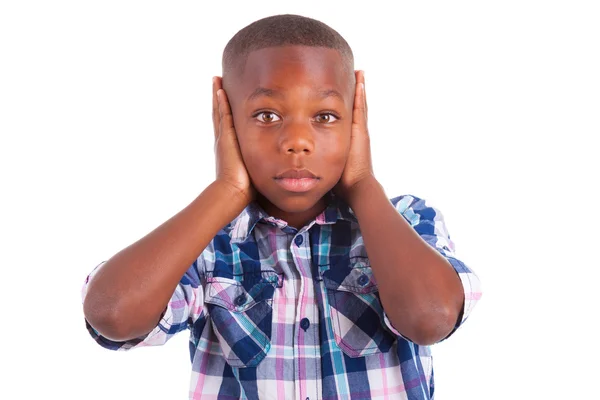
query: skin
[
  {"left": 223, "top": 46, "right": 355, "bottom": 228},
  {"left": 83, "top": 45, "right": 464, "bottom": 346}
]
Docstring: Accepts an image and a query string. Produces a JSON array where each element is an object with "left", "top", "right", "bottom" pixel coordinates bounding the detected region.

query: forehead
[{"left": 229, "top": 46, "right": 354, "bottom": 105}]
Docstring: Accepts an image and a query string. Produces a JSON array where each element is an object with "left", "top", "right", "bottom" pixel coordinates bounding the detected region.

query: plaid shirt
[{"left": 82, "top": 193, "right": 481, "bottom": 400}]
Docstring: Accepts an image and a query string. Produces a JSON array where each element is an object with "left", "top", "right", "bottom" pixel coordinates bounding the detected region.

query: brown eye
[
  {"left": 256, "top": 112, "right": 281, "bottom": 123},
  {"left": 315, "top": 113, "right": 338, "bottom": 123}
]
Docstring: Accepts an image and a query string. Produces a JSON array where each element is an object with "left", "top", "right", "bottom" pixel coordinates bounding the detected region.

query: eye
[
  {"left": 314, "top": 113, "right": 339, "bottom": 123},
  {"left": 255, "top": 111, "right": 281, "bottom": 123}
]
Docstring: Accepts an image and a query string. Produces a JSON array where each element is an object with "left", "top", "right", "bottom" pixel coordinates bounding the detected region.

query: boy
[{"left": 82, "top": 14, "right": 481, "bottom": 400}]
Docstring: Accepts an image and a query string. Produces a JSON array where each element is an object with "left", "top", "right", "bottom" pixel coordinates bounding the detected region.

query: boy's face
[{"left": 225, "top": 46, "right": 355, "bottom": 226}]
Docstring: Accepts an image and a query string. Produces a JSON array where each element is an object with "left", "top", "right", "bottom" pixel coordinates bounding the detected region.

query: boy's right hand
[{"left": 212, "top": 76, "right": 255, "bottom": 204}]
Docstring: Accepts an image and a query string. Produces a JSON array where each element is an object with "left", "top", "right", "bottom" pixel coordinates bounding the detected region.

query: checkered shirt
[{"left": 82, "top": 193, "right": 482, "bottom": 399}]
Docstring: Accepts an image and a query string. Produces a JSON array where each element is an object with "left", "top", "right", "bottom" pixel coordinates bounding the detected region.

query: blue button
[
  {"left": 235, "top": 294, "right": 246, "bottom": 306},
  {"left": 300, "top": 318, "right": 310, "bottom": 331},
  {"left": 357, "top": 274, "right": 369, "bottom": 286},
  {"left": 294, "top": 235, "right": 304, "bottom": 246}
]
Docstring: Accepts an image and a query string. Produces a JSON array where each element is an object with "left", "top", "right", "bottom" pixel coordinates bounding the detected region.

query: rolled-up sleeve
[
  {"left": 81, "top": 259, "right": 205, "bottom": 351},
  {"left": 383, "top": 194, "right": 482, "bottom": 341}
]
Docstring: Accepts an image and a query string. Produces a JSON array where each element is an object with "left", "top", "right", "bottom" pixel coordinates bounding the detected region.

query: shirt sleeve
[
  {"left": 383, "top": 194, "right": 482, "bottom": 343},
  {"left": 81, "top": 258, "right": 205, "bottom": 351}
]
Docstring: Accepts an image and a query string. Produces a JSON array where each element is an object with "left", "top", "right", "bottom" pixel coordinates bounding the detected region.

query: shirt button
[
  {"left": 300, "top": 318, "right": 310, "bottom": 331},
  {"left": 235, "top": 294, "right": 246, "bottom": 306},
  {"left": 294, "top": 235, "right": 304, "bottom": 246},
  {"left": 357, "top": 274, "right": 370, "bottom": 286}
]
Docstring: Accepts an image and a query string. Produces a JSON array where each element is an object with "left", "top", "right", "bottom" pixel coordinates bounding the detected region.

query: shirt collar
[{"left": 228, "top": 192, "right": 358, "bottom": 243}]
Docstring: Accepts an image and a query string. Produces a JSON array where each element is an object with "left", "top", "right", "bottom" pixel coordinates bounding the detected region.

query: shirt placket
[{"left": 291, "top": 229, "right": 320, "bottom": 400}]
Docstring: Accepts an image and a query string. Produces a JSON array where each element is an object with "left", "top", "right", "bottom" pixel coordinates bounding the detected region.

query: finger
[
  {"left": 353, "top": 71, "right": 367, "bottom": 127},
  {"left": 356, "top": 70, "right": 368, "bottom": 118},
  {"left": 362, "top": 71, "right": 368, "bottom": 117},
  {"left": 217, "top": 88, "right": 235, "bottom": 140},
  {"left": 212, "top": 77, "right": 220, "bottom": 139}
]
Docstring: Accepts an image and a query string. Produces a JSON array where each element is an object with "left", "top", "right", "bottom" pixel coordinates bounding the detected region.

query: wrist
[
  {"left": 345, "top": 175, "right": 382, "bottom": 208},
  {"left": 213, "top": 179, "right": 254, "bottom": 208}
]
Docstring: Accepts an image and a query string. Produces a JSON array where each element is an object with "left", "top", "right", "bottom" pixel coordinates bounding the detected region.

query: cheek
[{"left": 321, "top": 132, "right": 351, "bottom": 168}]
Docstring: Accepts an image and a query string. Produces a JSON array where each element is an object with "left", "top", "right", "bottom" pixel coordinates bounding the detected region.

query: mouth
[{"left": 274, "top": 169, "right": 320, "bottom": 193}]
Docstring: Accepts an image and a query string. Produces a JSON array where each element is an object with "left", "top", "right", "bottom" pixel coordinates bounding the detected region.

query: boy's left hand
[{"left": 334, "top": 70, "right": 375, "bottom": 204}]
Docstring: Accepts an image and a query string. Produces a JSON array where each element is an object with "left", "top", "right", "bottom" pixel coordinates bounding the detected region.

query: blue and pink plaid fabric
[{"left": 82, "top": 193, "right": 481, "bottom": 399}]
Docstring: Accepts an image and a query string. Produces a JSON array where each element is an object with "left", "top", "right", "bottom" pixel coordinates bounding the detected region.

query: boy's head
[{"left": 221, "top": 14, "right": 356, "bottom": 226}]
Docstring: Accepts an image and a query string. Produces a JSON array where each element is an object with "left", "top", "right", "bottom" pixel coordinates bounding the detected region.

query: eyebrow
[
  {"left": 247, "top": 87, "right": 284, "bottom": 101},
  {"left": 247, "top": 87, "right": 344, "bottom": 102},
  {"left": 317, "top": 89, "right": 344, "bottom": 100}
]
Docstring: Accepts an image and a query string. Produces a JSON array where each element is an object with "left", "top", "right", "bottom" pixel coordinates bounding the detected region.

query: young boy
[{"left": 82, "top": 14, "right": 481, "bottom": 400}]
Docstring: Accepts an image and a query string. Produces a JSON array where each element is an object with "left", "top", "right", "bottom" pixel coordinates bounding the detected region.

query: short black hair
[{"left": 222, "top": 14, "right": 354, "bottom": 81}]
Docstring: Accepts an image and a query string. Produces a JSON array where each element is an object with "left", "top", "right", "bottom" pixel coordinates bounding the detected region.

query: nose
[{"left": 279, "top": 120, "right": 314, "bottom": 155}]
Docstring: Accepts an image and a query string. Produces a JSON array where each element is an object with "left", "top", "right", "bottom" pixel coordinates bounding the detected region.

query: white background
[{"left": 1, "top": 1, "right": 598, "bottom": 399}]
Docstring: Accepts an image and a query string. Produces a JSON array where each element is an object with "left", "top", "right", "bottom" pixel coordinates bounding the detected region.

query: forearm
[
  {"left": 83, "top": 180, "right": 249, "bottom": 341},
  {"left": 347, "top": 178, "right": 464, "bottom": 345}
]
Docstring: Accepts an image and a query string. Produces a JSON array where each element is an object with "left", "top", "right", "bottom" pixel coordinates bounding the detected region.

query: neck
[{"left": 256, "top": 194, "right": 330, "bottom": 229}]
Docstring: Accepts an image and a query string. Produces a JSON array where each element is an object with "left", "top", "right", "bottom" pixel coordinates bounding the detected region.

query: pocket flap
[
  {"left": 322, "top": 260, "right": 378, "bottom": 294},
  {"left": 205, "top": 276, "right": 277, "bottom": 312}
]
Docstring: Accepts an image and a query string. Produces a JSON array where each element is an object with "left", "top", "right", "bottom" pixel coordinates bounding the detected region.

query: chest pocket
[
  {"left": 321, "top": 259, "right": 396, "bottom": 358},
  {"left": 204, "top": 274, "right": 279, "bottom": 368}
]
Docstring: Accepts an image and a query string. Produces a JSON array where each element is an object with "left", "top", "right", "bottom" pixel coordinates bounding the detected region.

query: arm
[
  {"left": 346, "top": 179, "right": 464, "bottom": 346},
  {"left": 83, "top": 77, "right": 253, "bottom": 342},
  {"left": 334, "top": 71, "right": 477, "bottom": 345},
  {"left": 83, "top": 182, "right": 248, "bottom": 341}
]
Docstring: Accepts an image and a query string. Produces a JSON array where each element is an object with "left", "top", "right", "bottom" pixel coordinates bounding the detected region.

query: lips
[
  {"left": 274, "top": 169, "right": 320, "bottom": 192},
  {"left": 275, "top": 169, "right": 318, "bottom": 179}
]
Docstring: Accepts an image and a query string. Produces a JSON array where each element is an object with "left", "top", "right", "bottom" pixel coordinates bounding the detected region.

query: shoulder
[
  {"left": 389, "top": 194, "right": 448, "bottom": 227},
  {"left": 390, "top": 194, "right": 424, "bottom": 212},
  {"left": 389, "top": 194, "right": 458, "bottom": 255},
  {"left": 197, "top": 228, "right": 234, "bottom": 264}
]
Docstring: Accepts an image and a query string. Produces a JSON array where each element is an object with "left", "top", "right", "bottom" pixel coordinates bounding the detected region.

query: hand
[
  {"left": 334, "top": 70, "right": 376, "bottom": 204},
  {"left": 212, "top": 76, "right": 256, "bottom": 203}
]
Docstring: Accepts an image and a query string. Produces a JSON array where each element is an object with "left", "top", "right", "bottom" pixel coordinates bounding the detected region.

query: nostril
[{"left": 286, "top": 148, "right": 310, "bottom": 154}]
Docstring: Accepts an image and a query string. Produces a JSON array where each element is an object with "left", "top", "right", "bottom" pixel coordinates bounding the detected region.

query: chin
[
  {"left": 271, "top": 195, "right": 322, "bottom": 213},
  {"left": 258, "top": 188, "right": 328, "bottom": 214}
]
